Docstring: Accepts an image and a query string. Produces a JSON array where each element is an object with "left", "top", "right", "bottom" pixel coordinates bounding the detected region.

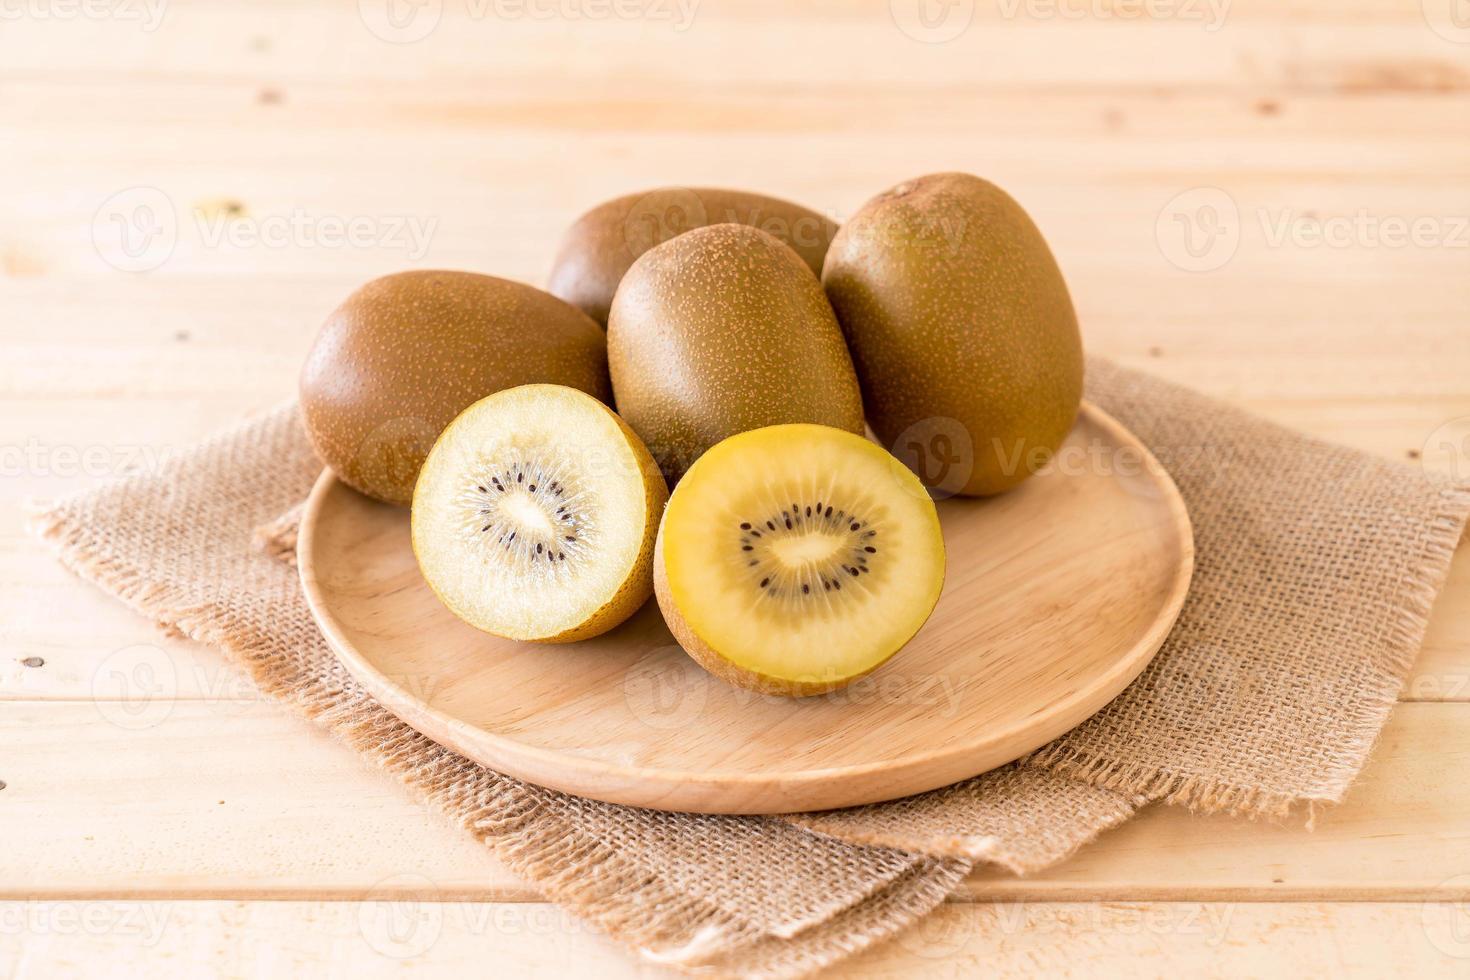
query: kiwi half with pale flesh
[
  {"left": 654, "top": 423, "right": 945, "bottom": 696},
  {"left": 412, "top": 384, "right": 667, "bottom": 642}
]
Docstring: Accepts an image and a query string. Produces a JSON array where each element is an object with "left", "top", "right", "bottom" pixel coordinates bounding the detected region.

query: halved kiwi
[
  {"left": 654, "top": 423, "right": 946, "bottom": 696},
  {"left": 412, "top": 384, "right": 667, "bottom": 642}
]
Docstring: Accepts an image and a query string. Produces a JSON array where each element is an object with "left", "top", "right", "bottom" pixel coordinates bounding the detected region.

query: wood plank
[
  {"left": 1, "top": 700, "right": 522, "bottom": 900},
  {"left": 1, "top": 900, "right": 1466, "bottom": 978},
  {"left": 967, "top": 701, "right": 1470, "bottom": 902},
  {"left": 0, "top": 0, "right": 1466, "bottom": 94},
  {"left": 3, "top": 700, "right": 1466, "bottom": 901}
]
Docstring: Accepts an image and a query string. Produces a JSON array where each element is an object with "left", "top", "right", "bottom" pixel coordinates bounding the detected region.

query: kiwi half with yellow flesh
[
  {"left": 412, "top": 384, "right": 667, "bottom": 642},
  {"left": 654, "top": 423, "right": 945, "bottom": 696}
]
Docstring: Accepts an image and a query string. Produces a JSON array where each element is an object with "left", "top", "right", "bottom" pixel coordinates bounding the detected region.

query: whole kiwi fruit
[
  {"left": 548, "top": 187, "right": 838, "bottom": 325},
  {"left": 822, "top": 173, "right": 1084, "bottom": 497},
  {"left": 608, "top": 223, "right": 865, "bottom": 484},
  {"left": 300, "top": 270, "right": 610, "bottom": 505}
]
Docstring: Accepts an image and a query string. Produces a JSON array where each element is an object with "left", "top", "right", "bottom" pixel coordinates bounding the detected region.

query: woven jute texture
[{"left": 33, "top": 357, "right": 1469, "bottom": 976}]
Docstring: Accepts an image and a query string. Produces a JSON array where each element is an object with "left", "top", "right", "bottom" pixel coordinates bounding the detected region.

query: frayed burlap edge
[
  {"left": 786, "top": 788, "right": 1142, "bottom": 875},
  {"left": 1025, "top": 483, "right": 1470, "bottom": 821},
  {"left": 30, "top": 505, "right": 969, "bottom": 976},
  {"left": 251, "top": 501, "right": 304, "bottom": 568},
  {"left": 695, "top": 858, "right": 973, "bottom": 978}
]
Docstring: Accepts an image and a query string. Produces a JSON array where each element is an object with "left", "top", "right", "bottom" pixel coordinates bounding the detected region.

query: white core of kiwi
[{"left": 412, "top": 386, "right": 648, "bottom": 641}]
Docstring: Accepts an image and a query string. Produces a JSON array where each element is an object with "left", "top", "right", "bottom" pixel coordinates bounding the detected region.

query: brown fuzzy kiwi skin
[
  {"left": 822, "top": 173, "right": 1084, "bottom": 497},
  {"left": 539, "top": 403, "right": 668, "bottom": 643},
  {"left": 548, "top": 187, "right": 839, "bottom": 326},
  {"left": 608, "top": 224, "right": 866, "bottom": 486},
  {"left": 410, "top": 386, "right": 668, "bottom": 644},
  {"left": 300, "top": 270, "right": 611, "bottom": 506}
]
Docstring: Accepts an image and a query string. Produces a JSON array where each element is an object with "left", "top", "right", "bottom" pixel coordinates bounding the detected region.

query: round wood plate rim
[{"left": 298, "top": 401, "right": 1194, "bottom": 812}]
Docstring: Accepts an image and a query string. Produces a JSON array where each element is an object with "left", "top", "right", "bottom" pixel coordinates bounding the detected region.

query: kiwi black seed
[{"left": 729, "top": 500, "right": 881, "bottom": 603}]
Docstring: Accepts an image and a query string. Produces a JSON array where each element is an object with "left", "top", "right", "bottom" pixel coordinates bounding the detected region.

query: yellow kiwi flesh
[
  {"left": 548, "top": 187, "right": 838, "bottom": 325},
  {"left": 822, "top": 173, "right": 1084, "bottom": 496},
  {"left": 412, "top": 384, "right": 667, "bottom": 642},
  {"left": 300, "top": 270, "right": 610, "bottom": 505},
  {"left": 609, "top": 224, "right": 865, "bottom": 486},
  {"left": 655, "top": 424, "right": 945, "bottom": 696}
]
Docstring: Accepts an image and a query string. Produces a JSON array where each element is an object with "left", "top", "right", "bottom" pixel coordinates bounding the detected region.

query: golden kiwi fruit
[
  {"left": 412, "top": 384, "right": 667, "bottom": 642},
  {"left": 608, "top": 223, "right": 865, "bottom": 485},
  {"left": 548, "top": 187, "right": 838, "bottom": 325},
  {"left": 822, "top": 173, "right": 1084, "bottom": 496},
  {"left": 654, "top": 423, "right": 945, "bottom": 696},
  {"left": 300, "top": 270, "right": 611, "bottom": 505}
]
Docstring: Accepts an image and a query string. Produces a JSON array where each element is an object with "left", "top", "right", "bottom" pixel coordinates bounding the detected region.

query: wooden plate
[{"left": 298, "top": 403, "right": 1193, "bottom": 814}]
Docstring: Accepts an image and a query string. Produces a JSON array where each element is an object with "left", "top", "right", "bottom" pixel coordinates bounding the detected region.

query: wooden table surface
[{"left": 4, "top": 0, "right": 1469, "bottom": 975}]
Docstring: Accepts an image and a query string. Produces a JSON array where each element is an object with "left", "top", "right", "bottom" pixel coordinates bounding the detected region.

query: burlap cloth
[{"left": 33, "top": 357, "right": 1470, "bottom": 976}]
